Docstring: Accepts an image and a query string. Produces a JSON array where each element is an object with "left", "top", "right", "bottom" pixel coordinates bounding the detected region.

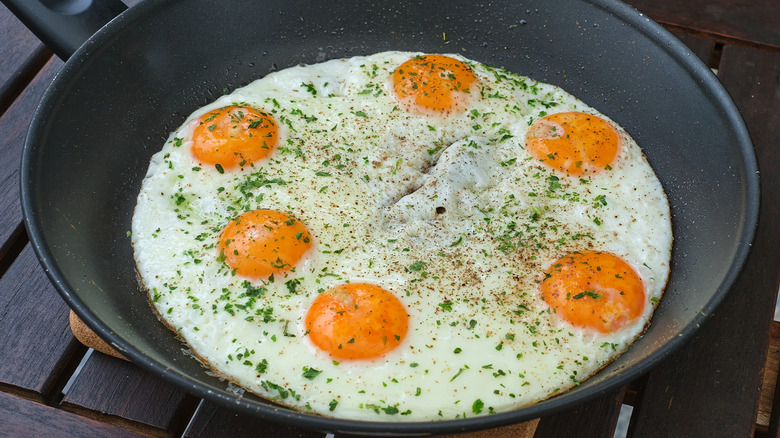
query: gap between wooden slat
[
  {"left": 708, "top": 43, "right": 725, "bottom": 71},
  {"left": 180, "top": 399, "right": 205, "bottom": 437},
  {"left": 59, "top": 349, "right": 94, "bottom": 397}
]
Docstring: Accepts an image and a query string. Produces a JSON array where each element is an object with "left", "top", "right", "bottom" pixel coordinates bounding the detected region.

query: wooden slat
[
  {"left": 712, "top": 44, "right": 780, "bottom": 438},
  {"left": 60, "top": 352, "right": 199, "bottom": 437},
  {"left": 626, "top": 43, "right": 780, "bottom": 438},
  {"left": 0, "top": 391, "right": 144, "bottom": 438},
  {"left": 0, "top": 56, "right": 63, "bottom": 272},
  {"left": 624, "top": 0, "right": 780, "bottom": 51},
  {"left": 718, "top": 42, "right": 780, "bottom": 437},
  {"left": 0, "top": 2, "right": 51, "bottom": 114},
  {"left": 533, "top": 388, "right": 626, "bottom": 437},
  {"left": 758, "top": 322, "right": 780, "bottom": 431},
  {"left": 183, "top": 401, "right": 325, "bottom": 438},
  {"left": 0, "top": 53, "right": 74, "bottom": 403},
  {"left": 0, "top": 244, "right": 84, "bottom": 401}
]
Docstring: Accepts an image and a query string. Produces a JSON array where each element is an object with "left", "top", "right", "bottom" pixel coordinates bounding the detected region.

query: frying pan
[{"left": 6, "top": 0, "right": 759, "bottom": 434}]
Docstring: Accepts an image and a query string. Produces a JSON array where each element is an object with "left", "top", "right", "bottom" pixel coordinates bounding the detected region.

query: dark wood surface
[
  {"left": 624, "top": 0, "right": 780, "bottom": 51},
  {"left": 0, "top": 1, "right": 778, "bottom": 437}
]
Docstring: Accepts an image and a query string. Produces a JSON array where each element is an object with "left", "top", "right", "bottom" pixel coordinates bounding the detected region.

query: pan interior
[{"left": 21, "top": 0, "right": 757, "bottom": 433}]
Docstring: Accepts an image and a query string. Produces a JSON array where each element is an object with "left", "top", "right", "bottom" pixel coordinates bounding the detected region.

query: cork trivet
[
  {"left": 441, "top": 419, "right": 539, "bottom": 437},
  {"left": 69, "top": 310, "right": 539, "bottom": 435},
  {"left": 69, "top": 310, "right": 128, "bottom": 360}
]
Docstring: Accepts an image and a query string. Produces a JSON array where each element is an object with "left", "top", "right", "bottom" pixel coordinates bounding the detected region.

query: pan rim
[{"left": 19, "top": 0, "right": 760, "bottom": 434}]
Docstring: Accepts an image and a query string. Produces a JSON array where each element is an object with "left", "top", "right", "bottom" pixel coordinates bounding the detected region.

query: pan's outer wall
[{"left": 21, "top": 0, "right": 758, "bottom": 434}]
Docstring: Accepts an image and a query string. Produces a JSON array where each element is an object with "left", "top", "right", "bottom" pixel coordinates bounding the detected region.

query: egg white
[{"left": 131, "top": 51, "right": 672, "bottom": 421}]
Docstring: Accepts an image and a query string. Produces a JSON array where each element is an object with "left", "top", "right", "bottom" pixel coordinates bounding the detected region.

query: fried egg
[{"left": 131, "top": 51, "right": 672, "bottom": 421}]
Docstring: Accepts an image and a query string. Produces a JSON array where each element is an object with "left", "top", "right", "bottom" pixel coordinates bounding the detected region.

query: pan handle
[{"left": 1, "top": 0, "right": 127, "bottom": 61}]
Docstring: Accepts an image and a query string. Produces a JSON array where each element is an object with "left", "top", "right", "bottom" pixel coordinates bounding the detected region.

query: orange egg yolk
[
  {"left": 191, "top": 105, "right": 278, "bottom": 169},
  {"left": 305, "top": 283, "right": 409, "bottom": 360},
  {"left": 218, "top": 209, "right": 312, "bottom": 279},
  {"left": 540, "top": 250, "right": 645, "bottom": 333},
  {"left": 526, "top": 112, "right": 620, "bottom": 176},
  {"left": 392, "top": 54, "right": 478, "bottom": 114}
]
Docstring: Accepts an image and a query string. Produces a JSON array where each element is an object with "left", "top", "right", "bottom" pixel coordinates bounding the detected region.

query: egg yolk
[
  {"left": 392, "top": 54, "right": 478, "bottom": 114},
  {"left": 526, "top": 112, "right": 620, "bottom": 176},
  {"left": 191, "top": 105, "right": 278, "bottom": 169},
  {"left": 305, "top": 283, "right": 409, "bottom": 360},
  {"left": 540, "top": 250, "right": 645, "bottom": 333},
  {"left": 218, "top": 209, "right": 312, "bottom": 279}
]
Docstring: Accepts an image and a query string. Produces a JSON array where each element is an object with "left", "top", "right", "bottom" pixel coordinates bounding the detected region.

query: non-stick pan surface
[{"left": 18, "top": 0, "right": 758, "bottom": 434}]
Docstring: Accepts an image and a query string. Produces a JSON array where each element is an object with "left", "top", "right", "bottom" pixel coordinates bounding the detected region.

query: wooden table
[{"left": 1, "top": 1, "right": 778, "bottom": 437}]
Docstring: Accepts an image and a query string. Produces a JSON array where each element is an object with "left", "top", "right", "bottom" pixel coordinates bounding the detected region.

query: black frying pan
[{"left": 6, "top": 0, "right": 759, "bottom": 435}]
